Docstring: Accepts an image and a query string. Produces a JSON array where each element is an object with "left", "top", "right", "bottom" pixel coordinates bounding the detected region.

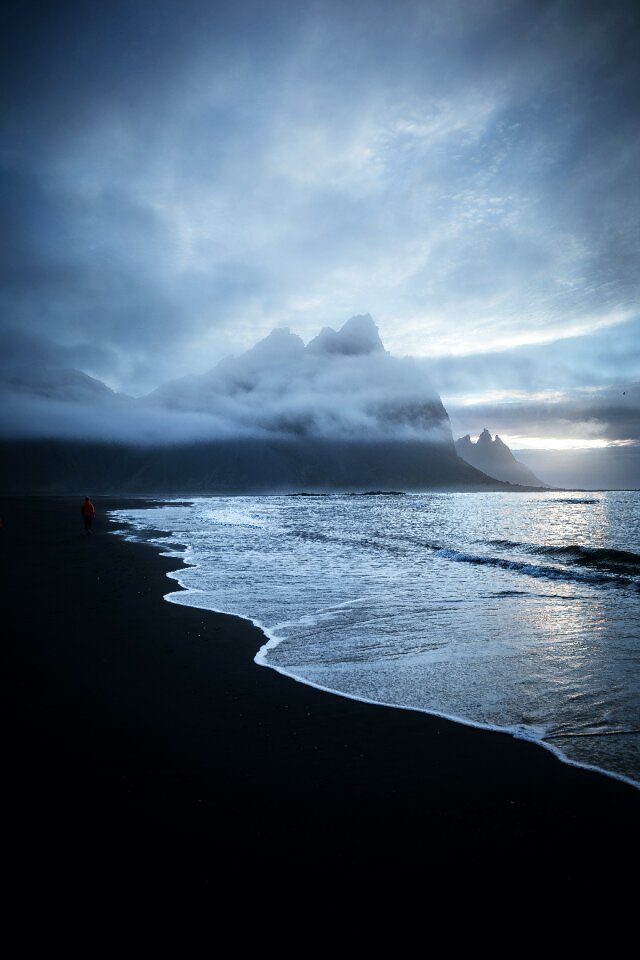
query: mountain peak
[
  {"left": 307, "top": 314, "right": 385, "bottom": 356},
  {"left": 248, "top": 327, "right": 306, "bottom": 359},
  {"left": 455, "top": 430, "right": 546, "bottom": 487}
]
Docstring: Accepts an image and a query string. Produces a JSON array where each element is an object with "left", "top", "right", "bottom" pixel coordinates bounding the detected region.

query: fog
[{"left": 0, "top": 316, "right": 452, "bottom": 447}]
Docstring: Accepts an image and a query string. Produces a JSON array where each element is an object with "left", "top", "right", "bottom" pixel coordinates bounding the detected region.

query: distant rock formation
[
  {"left": 306, "top": 314, "right": 386, "bottom": 355},
  {"left": 455, "top": 429, "right": 547, "bottom": 487}
]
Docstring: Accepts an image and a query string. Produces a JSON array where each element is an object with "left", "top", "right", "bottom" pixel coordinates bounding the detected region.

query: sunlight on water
[{"left": 111, "top": 491, "right": 640, "bottom": 787}]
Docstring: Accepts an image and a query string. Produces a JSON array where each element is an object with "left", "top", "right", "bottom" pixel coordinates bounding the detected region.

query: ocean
[{"left": 111, "top": 490, "right": 640, "bottom": 788}]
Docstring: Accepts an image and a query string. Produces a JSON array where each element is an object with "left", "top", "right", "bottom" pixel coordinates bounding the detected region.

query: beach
[{"left": 4, "top": 496, "right": 639, "bottom": 902}]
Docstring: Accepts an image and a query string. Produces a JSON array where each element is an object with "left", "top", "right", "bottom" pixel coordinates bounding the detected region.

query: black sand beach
[{"left": 4, "top": 496, "right": 639, "bottom": 904}]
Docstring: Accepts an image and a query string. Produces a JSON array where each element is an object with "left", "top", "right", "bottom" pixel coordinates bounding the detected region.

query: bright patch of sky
[{"left": 503, "top": 437, "right": 632, "bottom": 452}]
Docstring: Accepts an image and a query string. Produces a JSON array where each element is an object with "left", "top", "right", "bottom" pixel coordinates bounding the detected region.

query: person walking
[{"left": 81, "top": 497, "right": 96, "bottom": 534}]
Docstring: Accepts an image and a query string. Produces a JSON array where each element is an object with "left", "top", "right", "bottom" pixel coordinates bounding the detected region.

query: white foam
[
  {"left": 164, "top": 562, "right": 640, "bottom": 793},
  {"left": 252, "top": 648, "right": 640, "bottom": 792}
]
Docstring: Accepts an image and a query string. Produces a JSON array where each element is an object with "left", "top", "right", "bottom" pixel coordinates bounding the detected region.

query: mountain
[
  {"left": 134, "top": 314, "right": 464, "bottom": 461},
  {"left": 141, "top": 314, "right": 448, "bottom": 438},
  {"left": 1, "top": 365, "right": 119, "bottom": 403},
  {"left": 455, "top": 429, "right": 547, "bottom": 487},
  {"left": 306, "top": 313, "right": 386, "bottom": 355},
  {"left": 0, "top": 316, "right": 535, "bottom": 494},
  {"left": 0, "top": 435, "right": 515, "bottom": 495}
]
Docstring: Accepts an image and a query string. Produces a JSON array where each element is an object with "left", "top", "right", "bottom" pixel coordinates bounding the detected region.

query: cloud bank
[{"left": 0, "top": 315, "right": 452, "bottom": 446}]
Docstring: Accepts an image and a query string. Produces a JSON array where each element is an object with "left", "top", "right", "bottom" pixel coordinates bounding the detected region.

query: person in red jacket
[{"left": 81, "top": 497, "right": 96, "bottom": 534}]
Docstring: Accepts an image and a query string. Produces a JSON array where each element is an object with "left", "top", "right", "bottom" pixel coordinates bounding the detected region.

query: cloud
[
  {"left": 0, "top": 315, "right": 452, "bottom": 446},
  {"left": 446, "top": 383, "right": 640, "bottom": 448},
  {"left": 143, "top": 315, "right": 451, "bottom": 442},
  {"left": 425, "top": 316, "right": 640, "bottom": 448},
  {"left": 426, "top": 315, "right": 640, "bottom": 395},
  {"left": 0, "top": 327, "right": 120, "bottom": 379},
  {"left": 0, "top": 0, "right": 638, "bottom": 395},
  {"left": 0, "top": 3, "right": 637, "bottom": 488}
]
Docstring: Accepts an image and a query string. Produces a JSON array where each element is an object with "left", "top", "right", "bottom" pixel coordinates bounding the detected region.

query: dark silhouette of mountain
[
  {"left": 0, "top": 436, "right": 519, "bottom": 495},
  {"left": 456, "top": 429, "right": 547, "bottom": 487}
]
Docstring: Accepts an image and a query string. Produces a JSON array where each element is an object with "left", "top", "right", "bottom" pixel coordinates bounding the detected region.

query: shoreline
[
  {"left": 4, "top": 495, "right": 639, "bottom": 896},
  {"left": 164, "top": 570, "right": 640, "bottom": 794},
  {"left": 124, "top": 494, "right": 640, "bottom": 793}
]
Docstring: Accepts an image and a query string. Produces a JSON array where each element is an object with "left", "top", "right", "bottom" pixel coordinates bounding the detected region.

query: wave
[
  {"left": 488, "top": 539, "right": 640, "bottom": 575},
  {"left": 551, "top": 498, "right": 600, "bottom": 504},
  {"left": 538, "top": 544, "right": 640, "bottom": 574},
  {"left": 435, "top": 547, "right": 638, "bottom": 590}
]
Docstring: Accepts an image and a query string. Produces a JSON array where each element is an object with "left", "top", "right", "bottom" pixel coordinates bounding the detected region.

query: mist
[{"left": 0, "top": 316, "right": 452, "bottom": 447}]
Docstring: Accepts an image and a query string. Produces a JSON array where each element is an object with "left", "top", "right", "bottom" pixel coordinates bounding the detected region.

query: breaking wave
[
  {"left": 437, "top": 547, "right": 639, "bottom": 589},
  {"left": 487, "top": 540, "right": 640, "bottom": 575}
]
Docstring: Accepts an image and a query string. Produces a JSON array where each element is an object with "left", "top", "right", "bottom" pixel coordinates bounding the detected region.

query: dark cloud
[{"left": 0, "top": 327, "right": 118, "bottom": 378}]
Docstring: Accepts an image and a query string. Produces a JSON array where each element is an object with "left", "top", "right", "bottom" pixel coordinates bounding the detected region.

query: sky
[{"left": 1, "top": 0, "right": 638, "bottom": 486}]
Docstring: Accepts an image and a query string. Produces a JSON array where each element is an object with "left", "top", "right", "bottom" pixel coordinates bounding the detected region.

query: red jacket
[{"left": 81, "top": 500, "right": 95, "bottom": 518}]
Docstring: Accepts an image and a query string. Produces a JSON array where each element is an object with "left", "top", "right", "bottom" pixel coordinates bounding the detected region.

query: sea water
[{"left": 110, "top": 491, "right": 640, "bottom": 788}]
